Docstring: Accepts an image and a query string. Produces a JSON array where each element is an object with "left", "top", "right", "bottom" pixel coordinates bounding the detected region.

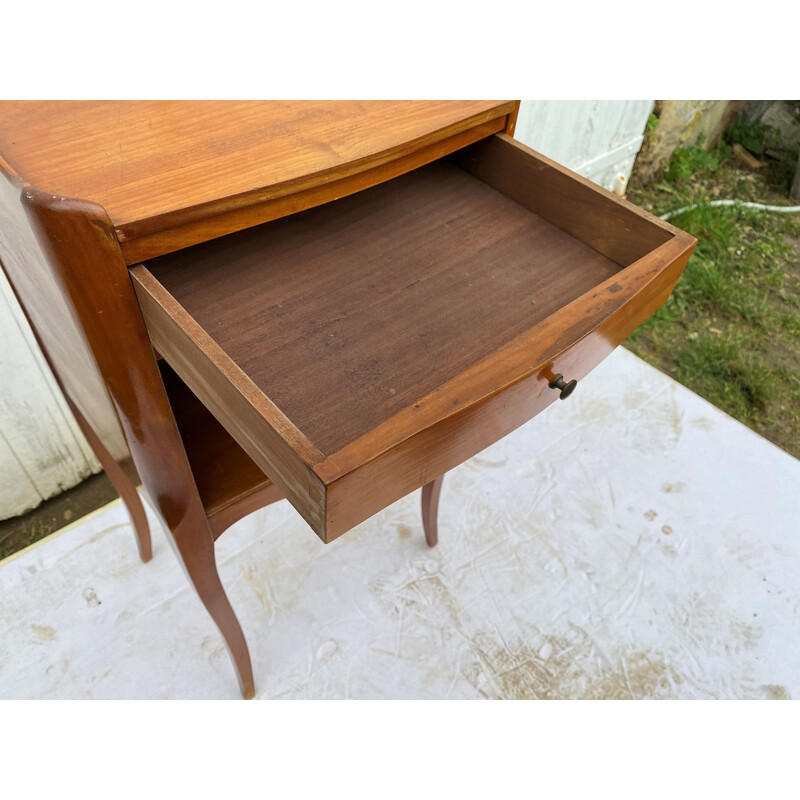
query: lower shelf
[{"left": 158, "top": 361, "right": 282, "bottom": 536}]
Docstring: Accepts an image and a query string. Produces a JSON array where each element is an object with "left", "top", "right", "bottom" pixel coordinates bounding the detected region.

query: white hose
[{"left": 660, "top": 199, "right": 800, "bottom": 221}]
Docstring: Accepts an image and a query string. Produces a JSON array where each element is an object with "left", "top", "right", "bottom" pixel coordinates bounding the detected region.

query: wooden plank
[
  {"left": 0, "top": 425, "right": 40, "bottom": 518},
  {"left": 454, "top": 133, "right": 679, "bottom": 265},
  {"left": 131, "top": 266, "right": 327, "bottom": 534}
]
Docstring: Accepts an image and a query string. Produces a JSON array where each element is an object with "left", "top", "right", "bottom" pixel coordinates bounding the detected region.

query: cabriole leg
[
  {"left": 66, "top": 397, "right": 152, "bottom": 563},
  {"left": 421, "top": 474, "right": 445, "bottom": 548},
  {"left": 167, "top": 516, "right": 255, "bottom": 699}
]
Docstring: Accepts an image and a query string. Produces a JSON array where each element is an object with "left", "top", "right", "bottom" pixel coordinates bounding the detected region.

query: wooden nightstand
[{"left": 0, "top": 101, "right": 695, "bottom": 698}]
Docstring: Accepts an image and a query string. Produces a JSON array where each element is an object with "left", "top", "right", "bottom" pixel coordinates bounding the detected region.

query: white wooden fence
[
  {"left": 0, "top": 268, "right": 101, "bottom": 519},
  {"left": 514, "top": 100, "right": 654, "bottom": 193},
  {"left": 0, "top": 100, "right": 654, "bottom": 520}
]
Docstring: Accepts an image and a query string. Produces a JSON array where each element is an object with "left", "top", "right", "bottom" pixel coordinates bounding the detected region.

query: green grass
[
  {"left": 625, "top": 138, "right": 800, "bottom": 458},
  {"left": 676, "top": 335, "right": 780, "bottom": 420}
]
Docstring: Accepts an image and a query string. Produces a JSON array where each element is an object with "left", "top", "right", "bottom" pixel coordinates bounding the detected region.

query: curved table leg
[
  {"left": 168, "top": 516, "right": 255, "bottom": 699},
  {"left": 66, "top": 397, "right": 152, "bottom": 563},
  {"left": 421, "top": 474, "right": 445, "bottom": 548}
]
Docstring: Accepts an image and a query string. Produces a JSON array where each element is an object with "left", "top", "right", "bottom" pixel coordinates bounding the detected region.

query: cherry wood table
[{"left": 0, "top": 101, "right": 695, "bottom": 698}]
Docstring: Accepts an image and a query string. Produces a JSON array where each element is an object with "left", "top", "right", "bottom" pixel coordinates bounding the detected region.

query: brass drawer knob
[{"left": 549, "top": 374, "right": 578, "bottom": 400}]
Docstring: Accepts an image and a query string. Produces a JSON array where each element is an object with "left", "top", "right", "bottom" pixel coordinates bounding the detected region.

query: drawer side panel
[{"left": 131, "top": 266, "right": 328, "bottom": 536}]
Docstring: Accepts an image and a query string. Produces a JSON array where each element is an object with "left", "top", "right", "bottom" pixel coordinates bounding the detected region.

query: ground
[
  {"left": 624, "top": 129, "right": 800, "bottom": 459},
  {"left": 0, "top": 473, "right": 115, "bottom": 561}
]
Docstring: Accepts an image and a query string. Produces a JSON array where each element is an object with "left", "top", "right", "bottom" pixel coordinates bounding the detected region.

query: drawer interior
[
  {"left": 144, "top": 158, "right": 622, "bottom": 456},
  {"left": 131, "top": 133, "right": 693, "bottom": 541}
]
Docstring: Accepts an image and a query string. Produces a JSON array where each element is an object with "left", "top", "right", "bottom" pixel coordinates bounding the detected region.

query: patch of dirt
[{"left": 0, "top": 473, "right": 117, "bottom": 560}]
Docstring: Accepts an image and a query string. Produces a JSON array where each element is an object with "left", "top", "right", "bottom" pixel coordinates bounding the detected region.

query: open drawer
[{"left": 130, "top": 133, "right": 696, "bottom": 542}]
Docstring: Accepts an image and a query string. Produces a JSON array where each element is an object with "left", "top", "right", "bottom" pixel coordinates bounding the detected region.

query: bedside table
[{"left": 0, "top": 101, "right": 695, "bottom": 698}]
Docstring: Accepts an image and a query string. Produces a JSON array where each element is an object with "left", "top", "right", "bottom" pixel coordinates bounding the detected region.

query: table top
[{"left": 0, "top": 101, "right": 514, "bottom": 260}]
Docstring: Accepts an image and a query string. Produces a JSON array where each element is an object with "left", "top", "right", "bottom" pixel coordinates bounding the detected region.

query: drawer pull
[{"left": 549, "top": 374, "right": 578, "bottom": 400}]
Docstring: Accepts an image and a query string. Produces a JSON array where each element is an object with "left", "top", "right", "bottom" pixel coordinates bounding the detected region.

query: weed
[
  {"left": 775, "top": 145, "right": 800, "bottom": 193},
  {"left": 643, "top": 112, "right": 661, "bottom": 148},
  {"left": 725, "top": 121, "right": 776, "bottom": 155},
  {"left": 665, "top": 134, "right": 731, "bottom": 183}
]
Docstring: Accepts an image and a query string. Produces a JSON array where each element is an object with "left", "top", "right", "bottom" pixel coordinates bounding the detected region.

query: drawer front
[
  {"left": 132, "top": 132, "right": 695, "bottom": 543},
  {"left": 317, "top": 238, "right": 691, "bottom": 539}
]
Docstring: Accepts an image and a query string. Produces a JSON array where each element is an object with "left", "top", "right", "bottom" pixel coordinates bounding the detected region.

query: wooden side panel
[
  {"left": 0, "top": 169, "right": 216, "bottom": 552},
  {"left": 6, "top": 186, "right": 260, "bottom": 697},
  {"left": 454, "top": 133, "right": 677, "bottom": 266},
  {"left": 0, "top": 171, "right": 130, "bottom": 468},
  {"left": 131, "top": 265, "right": 327, "bottom": 535}
]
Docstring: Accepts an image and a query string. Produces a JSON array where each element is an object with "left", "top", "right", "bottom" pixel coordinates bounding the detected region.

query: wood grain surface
[
  {"left": 158, "top": 361, "right": 278, "bottom": 523},
  {"left": 133, "top": 137, "right": 695, "bottom": 542},
  {"left": 121, "top": 117, "right": 511, "bottom": 263},
  {"left": 0, "top": 101, "right": 516, "bottom": 261},
  {"left": 0, "top": 170, "right": 132, "bottom": 466},
  {"left": 143, "top": 159, "right": 622, "bottom": 455},
  {"left": 131, "top": 264, "right": 328, "bottom": 533},
  {"left": 454, "top": 133, "right": 679, "bottom": 265},
  {"left": 319, "top": 234, "right": 695, "bottom": 538},
  {"left": 0, "top": 101, "right": 695, "bottom": 696}
]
